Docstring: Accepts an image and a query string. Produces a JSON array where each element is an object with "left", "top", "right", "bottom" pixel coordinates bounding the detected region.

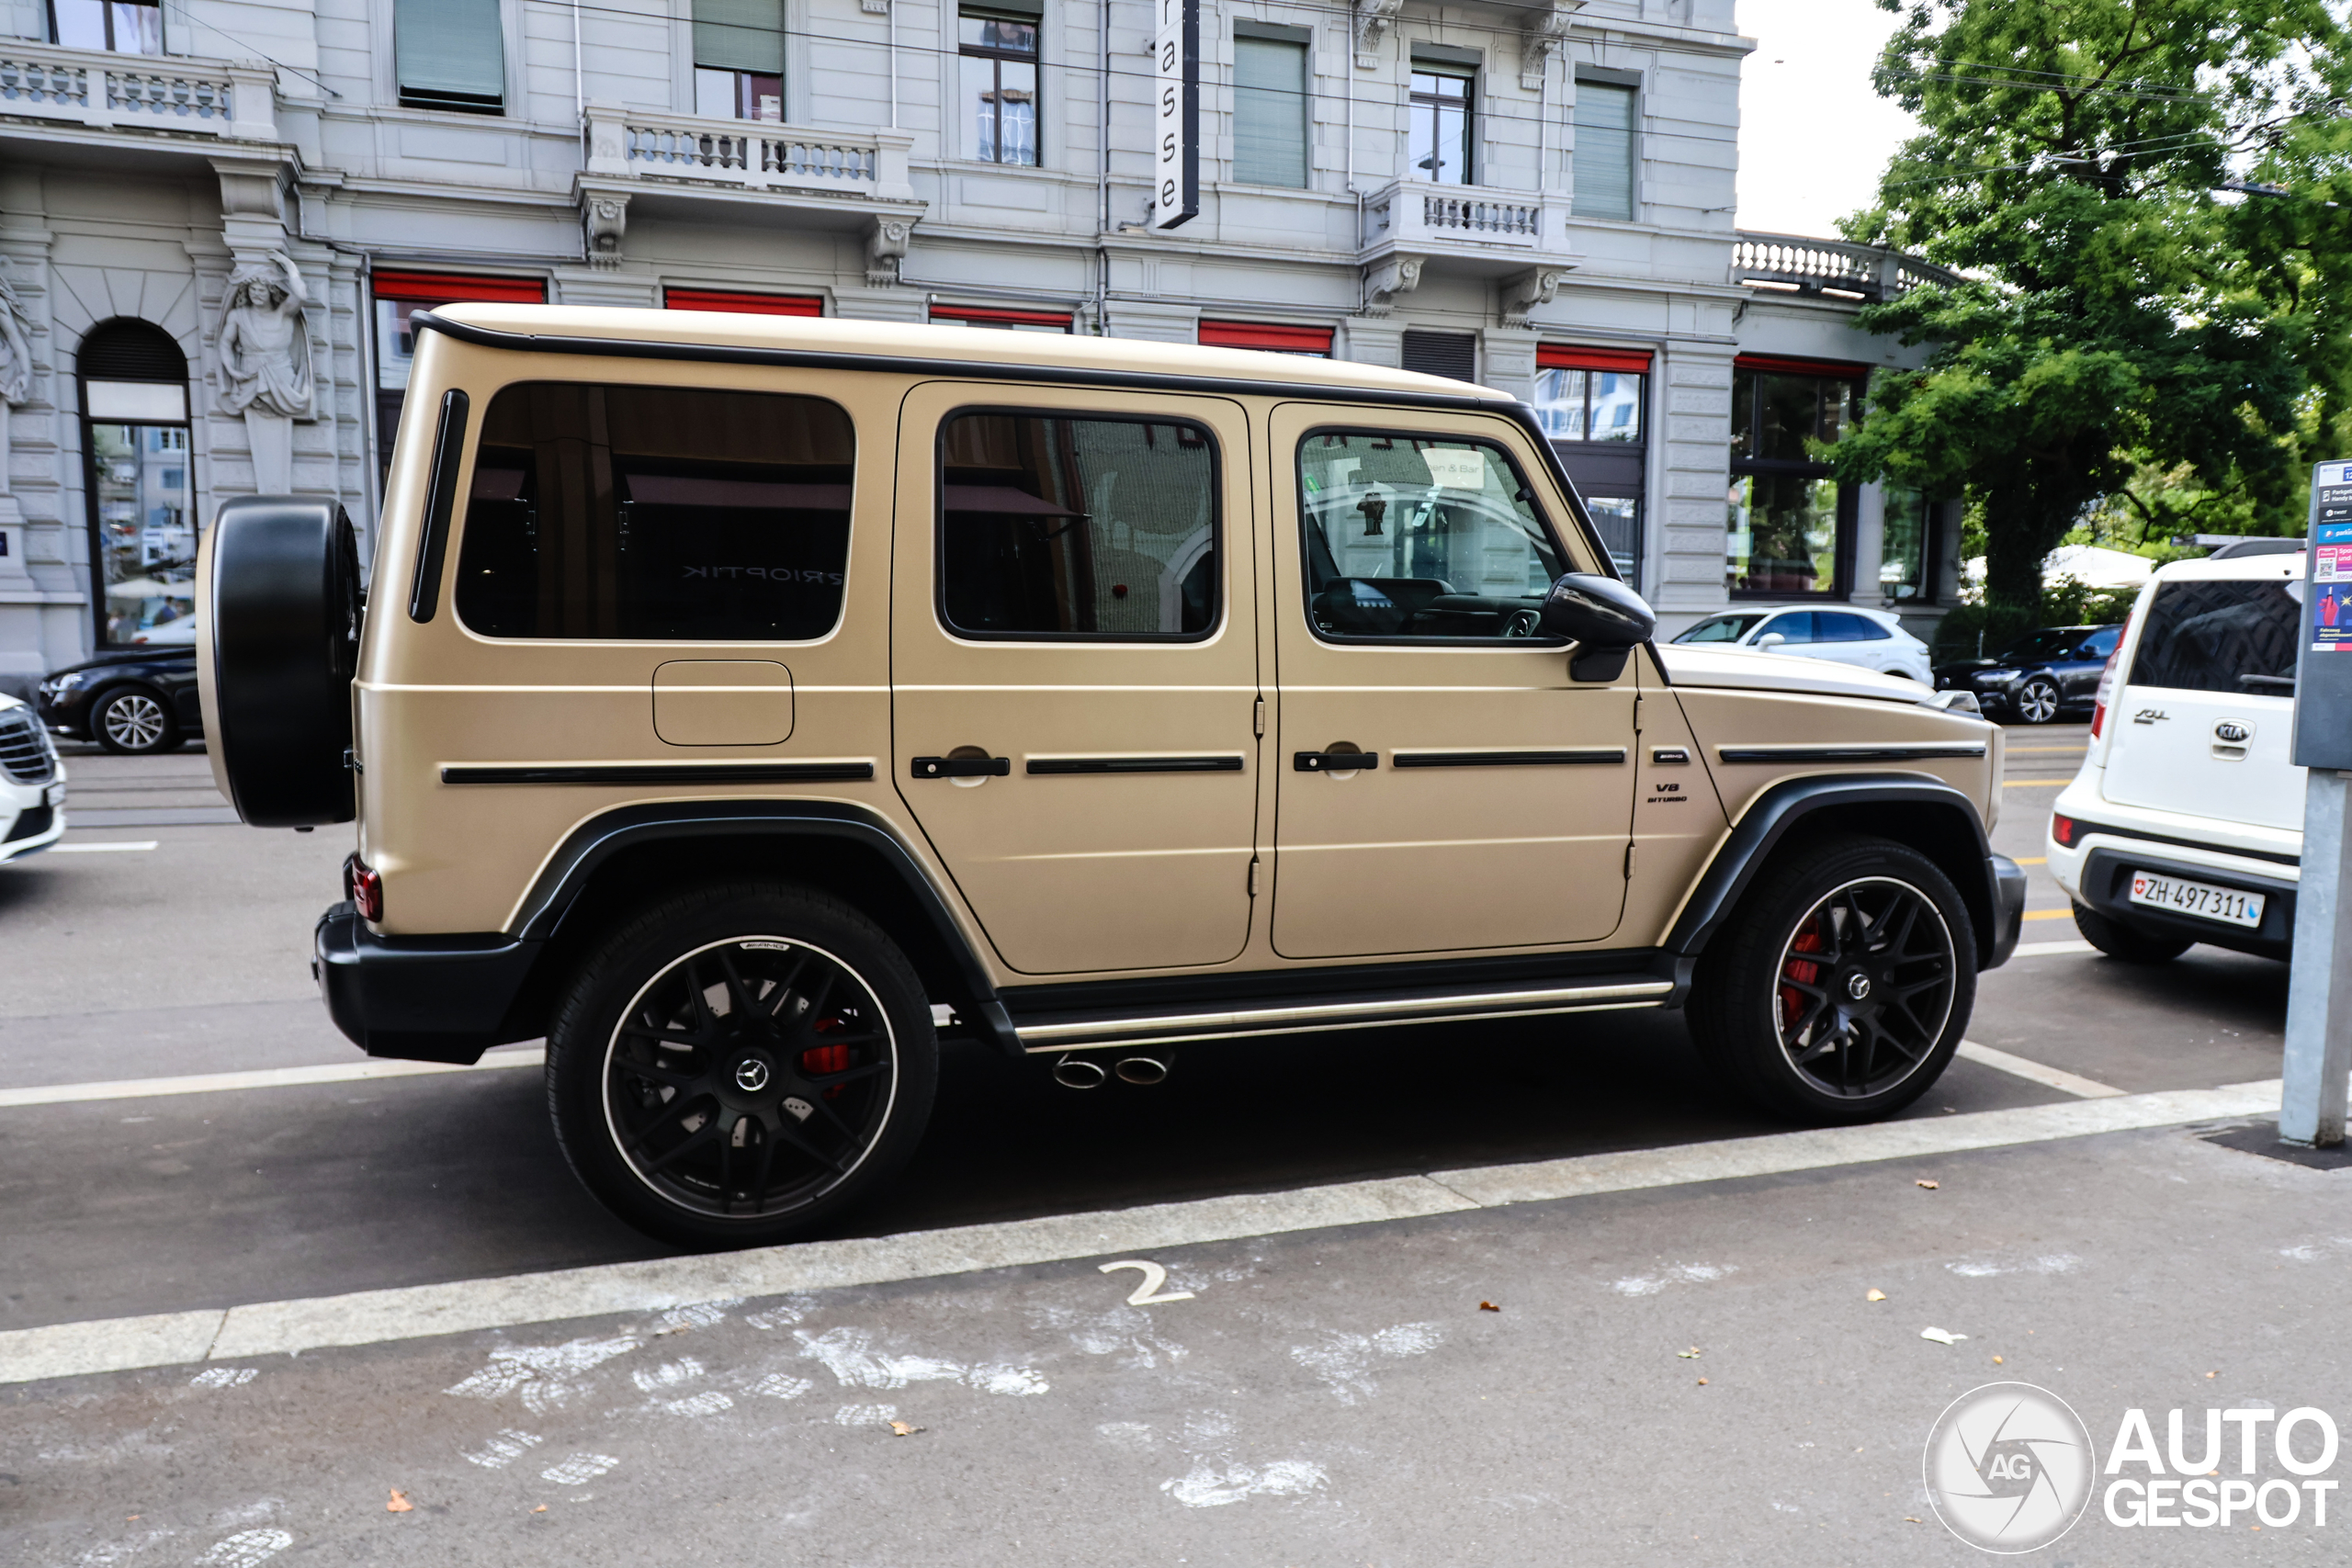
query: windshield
[{"left": 1674, "top": 614, "right": 1766, "bottom": 644}]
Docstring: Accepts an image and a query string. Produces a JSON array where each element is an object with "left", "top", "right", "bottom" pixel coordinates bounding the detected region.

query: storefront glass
[
  {"left": 93, "top": 423, "right": 195, "bottom": 644},
  {"left": 1879, "top": 485, "right": 1936, "bottom": 603},
  {"left": 1728, "top": 363, "right": 1860, "bottom": 598},
  {"left": 1725, "top": 473, "right": 1838, "bottom": 595}
]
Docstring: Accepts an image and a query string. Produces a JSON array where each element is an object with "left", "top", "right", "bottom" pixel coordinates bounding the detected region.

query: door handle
[
  {"left": 1293, "top": 750, "right": 1379, "bottom": 772},
  {"left": 910, "top": 754, "right": 1012, "bottom": 780}
]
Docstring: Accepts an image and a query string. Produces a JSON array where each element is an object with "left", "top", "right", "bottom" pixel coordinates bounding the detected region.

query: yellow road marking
[
  {"left": 2014, "top": 856, "right": 2047, "bottom": 865},
  {"left": 2022, "top": 908, "right": 2076, "bottom": 920}
]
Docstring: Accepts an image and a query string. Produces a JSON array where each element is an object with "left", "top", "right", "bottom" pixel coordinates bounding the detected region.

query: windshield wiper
[{"left": 2237, "top": 672, "right": 2295, "bottom": 691}]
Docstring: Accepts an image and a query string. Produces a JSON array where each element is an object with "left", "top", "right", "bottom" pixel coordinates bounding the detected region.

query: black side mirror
[{"left": 1539, "top": 572, "right": 1657, "bottom": 682}]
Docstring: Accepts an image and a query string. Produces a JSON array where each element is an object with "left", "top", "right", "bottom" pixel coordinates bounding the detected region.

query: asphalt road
[{"left": 4, "top": 724, "right": 2335, "bottom": 1567}]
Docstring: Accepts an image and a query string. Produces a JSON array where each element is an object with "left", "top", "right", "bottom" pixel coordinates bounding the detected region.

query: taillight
[
  {"left": 2052, "top": 814, "right": 2077, "bottom": 848},
  {"left": 2088, "top": 650, "right": 2120, "bottom": 739},
  {"left": 343, "top": 852, "right": 383, "bottom": 922}
]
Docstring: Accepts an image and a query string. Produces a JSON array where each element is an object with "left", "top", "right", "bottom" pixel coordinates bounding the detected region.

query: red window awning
[
  {"left": 931, "top": 304, "right": 1074, "bottom": 330},
  {"left": 370, "top": 270, "right": 547, "bottom": 305},
  {"left": 1198, "top": 320, "right": 1335, "bottom": 355},
  {"left": 1735, "top": 353, "right": 1873, "bottom": 380},
  {"left": 1537, "top": 344, "right": 1653, "bottom": 374},
  {"left": 665, "top": 288, "right": 825, "bottom": 317}
]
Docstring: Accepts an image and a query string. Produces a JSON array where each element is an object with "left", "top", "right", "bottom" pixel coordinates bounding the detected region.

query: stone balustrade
[{"left": 0, "top": 40, "right": 276, "bottom": 141}]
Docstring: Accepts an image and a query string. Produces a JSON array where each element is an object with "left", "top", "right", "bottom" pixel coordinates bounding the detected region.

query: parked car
[
  {"left": 35, "top": 644, "right": 203, "bottom": 755},
  {"left": 1669, "top": 606, "right": 1934, "bottom": 682},
  {"left": 2046, "top": 553, "right": 2302, "bottom": 963},
  {"left": 0, "top": 692, "right": 66, "bottom": 863},
  {"left": 1933, "top": 624, "right": 2122, "bottom": 725},
  {"left": 198, "top": 304, "right": 2022, "bottom": 1249}
]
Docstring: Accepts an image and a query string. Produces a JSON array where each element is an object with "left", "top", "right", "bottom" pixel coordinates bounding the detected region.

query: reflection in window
[
  {"left": 94, "top": 423, "right": 196, "bottom": 645},
  {"left": 1534, "top": 367, "right": 1644, "bottom": 443},
  {"left": 1408, "top": 67, "right": 1474, "bottom": 186},
  {"left": 51, "top": 0, "right": 163, "bottom": 53},
  {"left": 960, "top": 7, "right": 1038, "bottom": 165},
  {"left": 1880, "top": 485, "right": 1936, "bottom": 603},
  {"left": 2127, "top": 580, "right": 2304, "bottom": 695},
  {"left": 455, "top": 383, "right": 855, "bottom": 640},
  {"left": 1726, "top": 473, "right": 1838, "bottom": 595},
  {"left": 1729, "top": 365, "right": 1859, "bottom": 597},
  {"left": 692, "top": 0, "right": 784, "bottom": 120},
  {"left": 939, "top": 413, "right": 1218, "bottom": 639},
  {"left": 1298, "top": 433, "right": 1568, "bottom": 640}
]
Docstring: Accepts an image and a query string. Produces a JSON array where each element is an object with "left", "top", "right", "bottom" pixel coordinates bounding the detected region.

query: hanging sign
[
  {"left": 1150, "top": 0, "right": 1199, "bottom": 230},
  {"left": 2292, "top": 459, "right": 2352, "bottom": 770}
]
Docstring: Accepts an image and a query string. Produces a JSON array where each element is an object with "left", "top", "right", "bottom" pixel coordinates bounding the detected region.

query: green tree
[{"left": 1829, "top": 0, "right": 2351, "bottom": 612}]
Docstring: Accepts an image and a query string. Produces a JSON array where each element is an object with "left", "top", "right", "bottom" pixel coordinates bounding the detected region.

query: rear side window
[
  {"left": 2079, "top": 626, "right": 2120, "bottom": 660},
  {"left": 1817, "top": 612, "right": 1888, "bottom": 642},
  {"left": 2127, "top": 580, "right": 2301, "bottom": 695},
  {"left": 455, "top": 383, "right": 854, "bottom": 640},
  {"left": 938, "top": 412, "right": 1219, "bottom": 639}
]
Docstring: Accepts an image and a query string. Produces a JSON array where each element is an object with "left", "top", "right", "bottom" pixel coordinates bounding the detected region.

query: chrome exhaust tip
[
  {"left": 1052, "top": 1055, "right": 1108, "bottom": 1089},
  {"left": 1114, "top": 1056, "right": 1170, "bottom": 1086}
]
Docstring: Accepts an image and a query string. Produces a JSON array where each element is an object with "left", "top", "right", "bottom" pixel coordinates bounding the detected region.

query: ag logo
[
  {"left": 2215, "top": 719, "right": 2254, "bottom": 744},
  {"left": 1924, "top": 1382, "right": 2097, "bottom": 1552}
]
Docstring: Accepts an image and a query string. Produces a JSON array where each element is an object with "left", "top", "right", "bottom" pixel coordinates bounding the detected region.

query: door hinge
[
  {"left": 1249, "top": 856, "right": 1261, "bottom": 897},
  {"left": 1253, "top": 698, "right": 1265, "bottom": 738},
  {"left": 1623, "top": 841, "right": 1637, "bottom": 880}
]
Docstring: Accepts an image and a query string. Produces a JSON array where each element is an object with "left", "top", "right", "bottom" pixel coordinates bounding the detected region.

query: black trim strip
[
  {"left": 1392, "top": 749, "right": 1625, "bottom": 769},
  {"left": 1717, "top": 744, "right": 1988, "bottom": 764},
  {"left": 443, "top": 761, "right": 875, "bottom": 785},
  {"left": 1294, "top": 750, "right": 1379, "bottom": 772},
  {"left": 408, "top": 389, "right": 469, "bottom": 623},
  {"left": 1027, "top": 756, "right": 1246, "bottom": 775},
  {"left": 2060, "top": 816, "right": 2301, "bottom": 868}
]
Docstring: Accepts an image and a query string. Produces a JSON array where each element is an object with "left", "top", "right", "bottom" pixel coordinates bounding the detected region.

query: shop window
[
  {"left": 930, "top": 303, "right": 1071, "bottom": 333},
  {"left": 455, "top": 382, "right": 855, "bottom": 641},
  {"left": 665, "top": 288, "right": 824, "bottom": 316},
  {"left": 1233, "top": 28, "right": 1309, "bottom": 188},
  {"left": 77, "top": 318, "right": 191, "bottom": 648},
  {"left": 937, "top": 412, "right": 1219, "bottom": 640},
  {"left": 1571, "top": 78, "right": 1637, "bottom": 220},
  {"left": 1197, "top": 320, "right": 1331, "bottom": 356},
  {"left": 370, "top": 270, "right": 547, "bottom": 490},
  {"left": 1538, "top": 346, "right": 1649, "bottom": 591},
  {"left": 693, "top": 0, "right": 785, "bottom": 121},
  {"left": 1880, "top": 485, "right": 1939, "bottom": 604},
  {"left": 50, "top": 0, "right": 164, "bottom": 53},
  {"left": 1408, "top": 62, "right": 1475, "bottom": 186},
  {"left": 1727, "top": 356, "right": 1864, "bottom": 597},
  {"left": 960, "top": 5, "right": 1039, "bottom": 166},
  {"left": 395, "top": 0, "right": 507, "bottom": 113}
]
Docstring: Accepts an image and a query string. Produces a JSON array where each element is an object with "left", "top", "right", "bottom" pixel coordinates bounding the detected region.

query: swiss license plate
[{"left": 2128, "top": 872, "right": 2264, "bottom": 929}]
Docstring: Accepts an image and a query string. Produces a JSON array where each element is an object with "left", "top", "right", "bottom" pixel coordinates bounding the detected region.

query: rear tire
[
  {"left": 2071, "top": 902, "right": 2191, "bottom": 964},
  {"left": 93, "top": 686, "right": 180, "bottom": 755},
  {"left": 546, "top": 881, "right": 937, "bottom": 1249},
  {"left": 1690, "top": 836, "right": 1975, "bottom": 1122}
]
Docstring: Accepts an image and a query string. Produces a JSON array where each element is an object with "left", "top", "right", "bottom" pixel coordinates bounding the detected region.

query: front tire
[
  {"left": 2071, "top": 902, "right": 2191, "bottom": 964},
  {"left": 547, "top": 882, "right": 938, "bottom": 1249},
  {"left": 93, "top": 686, "right": 180, "bottom": 754},
  {"left": 1690, "top": 836, "right": 1975, "bottom": 1122},
  {"left": 2014, "top": 677, "right": 2061, "bottom": 724}
]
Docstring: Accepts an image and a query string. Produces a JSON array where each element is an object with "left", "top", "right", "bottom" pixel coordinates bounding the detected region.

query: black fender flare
[
  {"left": 1663, "top": 773, "right": 2013, "bottom": 970},
  {"left": 514, "top": 799, "right": 1020, "bottom": 1055}
]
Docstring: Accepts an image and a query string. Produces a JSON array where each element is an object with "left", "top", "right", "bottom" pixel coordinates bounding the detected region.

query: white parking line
[
  {"left": 1956, "top": 1041, "right": 2125, "bottom": 1099},
  {"left": 0, "top": 1077, "right": 2282, "bottom": 1386},
  {"left": 48, "top": 840, "right": 159, "bottom": 852},
  {"left": 0, "top": 1047, "right": 545, "bottom": 1109},
  {"left": 2010, "top": 939, "right": 2096, "bottom": 958}
]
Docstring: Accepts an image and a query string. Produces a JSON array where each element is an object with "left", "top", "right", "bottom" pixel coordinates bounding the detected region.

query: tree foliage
[{"left": 1828, "top": 0, "right": 2352, "bottom": 609}]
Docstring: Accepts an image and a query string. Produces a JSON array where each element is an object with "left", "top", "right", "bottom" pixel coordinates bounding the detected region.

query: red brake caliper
[
  {"left": 1781, "top": 925, "right": 1825, "bottom": 1035},
  {"left": 800, "top": 1019, "right": 850, "bottom": 1099}
]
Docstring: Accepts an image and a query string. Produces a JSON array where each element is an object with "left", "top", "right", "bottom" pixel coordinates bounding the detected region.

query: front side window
[
  {"left": 51, "top": 0, "right": 163, "bottom": 52},
  {"left": 939, "top": 412, "right": 1218, "bottom": 639},
  {"left": 1408, "top": 65, "right": 1475, "bottom": 186},
  {"left": 1571, "top": 80, "right": 1637, "bottom": 220},
  {"left": 1298, "top": 432, "right": 1568, "bottom": 641},
  {"left": 455, "top": 383, "right": 854, "bottom": 640},
  {"left": 1759, "top": 612, "right": 1815, "bottom": 644},
  {"left": 693, "top": 0, "right": 784, "bottom": 120},
  {"left": 960, "top": 7, "right": 1038, "bottom": 166},
  {"left": 1233, "top": 33, "right": 1309, "bottom": 187},
  {"left": 395, "top": 0, "right": 506, "bottom": 113},
  {"left": 2126, "top": 580, "right": 2302, "bottom": 696},
  {"left": 1728, "top": 366, "right": 1859, "bottom": 597}
]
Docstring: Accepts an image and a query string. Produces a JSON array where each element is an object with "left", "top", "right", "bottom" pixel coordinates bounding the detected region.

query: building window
[
  {"left": 930, "top": 302, "right": 1071, "bottom": 333},
  {"left": 1537, "top": 345, "right": 1649, "bottom": 589},
  {"left": 664, "top": 288, "right": 823, "bottom": 316},
  {"left": 1727, "top": 356, "right": 1864, "bottom": 597},
  {"left": 1198, "top": 320, "right": 1331, "bottom": 356},
  {"left": 370, "top": 271, "right": 547, "bottom": 491},
  {"left": 960, "top": 6, "right": 1039, "bottom": 166},
  {"left": 1408, "top": 63, "right": 1475, "bottom": 186},
  {"left": 1233, "top": 30, "right": 1309, "bottom": 188},
  {"left": 1571, "top": 79, "right": 1637, "bottom": 220},
  {"left": 76, "top": 318, "right": 191, "bottom": 649},
  {"left": 1880, "top": 486, "right": 1939, "bottom": 604},
  {"left": 50, "top": 0, "right": 164, "bottom": 53},
  {"left": 395, "top": 0, "right": 507, "bottom": 113},
  {"left": 693, "top": 0, "right": 785, "bottom": 121}
]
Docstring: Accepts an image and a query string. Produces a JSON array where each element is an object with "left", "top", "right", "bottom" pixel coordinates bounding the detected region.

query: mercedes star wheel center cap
[
  {"left": 1846, "top": 973, "right": 1872, "bottom": 1000},
  {"left": 734, "top": 1058, "right": 772, "bottom": 1093}
]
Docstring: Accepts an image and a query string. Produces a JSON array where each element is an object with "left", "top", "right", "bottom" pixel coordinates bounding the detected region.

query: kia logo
[{"left": 2215, "top": 720, "right": 2253, "bottom": 744}]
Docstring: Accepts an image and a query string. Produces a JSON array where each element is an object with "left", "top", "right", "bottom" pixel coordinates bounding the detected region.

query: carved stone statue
[
  {"left": 0, "top": 276, "right": 29, "bottom": 408},
  {"left": 214, "top": 252, "right": 313, "bottom": 421}
]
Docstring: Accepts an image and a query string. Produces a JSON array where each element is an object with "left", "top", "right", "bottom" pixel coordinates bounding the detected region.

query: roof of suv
[
  {"left": 2152, "top": 550, "right": 2307, "bottom": 582},
  {"left": 430, "top": 304, "right": 1516, "bottom": 405}
]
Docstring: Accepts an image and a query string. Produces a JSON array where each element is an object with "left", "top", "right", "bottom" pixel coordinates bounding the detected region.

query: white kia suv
[
  {"left": 1670, "top": 605, "right": 1934, "bottom": 682},
  {"left": 2046, "top": 548, "right": 2303, "bottom": 963}
]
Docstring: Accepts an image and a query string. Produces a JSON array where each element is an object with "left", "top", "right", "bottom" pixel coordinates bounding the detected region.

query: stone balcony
[
  {"left": 1354, "top": 177, "right": 1581, "bottom": 321},
  {"left": 1731, "top": 231, "right": 1959, "bottom": 304},
  {"left": 0, "top": 39, "right": 277, "bottom": 142}
]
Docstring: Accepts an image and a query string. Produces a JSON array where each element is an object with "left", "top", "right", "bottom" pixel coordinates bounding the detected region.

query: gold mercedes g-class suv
[{"left": 198, "top": 306, "right": 2024, "bottom": 1248}]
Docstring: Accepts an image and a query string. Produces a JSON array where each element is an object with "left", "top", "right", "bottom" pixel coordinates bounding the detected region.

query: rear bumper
[
  {"left": 2075, "top": 847, "right": 2296, "bottom": 961},
  {"left": 1984, "top": 853, "right": 2027, "bottom": 968},
  {"left": 312, "top": 901, "right": 542, "bottom": 1064}
]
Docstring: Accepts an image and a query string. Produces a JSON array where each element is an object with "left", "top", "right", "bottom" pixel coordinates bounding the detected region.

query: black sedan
[
  {"left": 1933, "top": 624, "right": 2121, "bottom": 725},
  {"left": 36, "top": 642, "right": 203, "bottom": 754}
]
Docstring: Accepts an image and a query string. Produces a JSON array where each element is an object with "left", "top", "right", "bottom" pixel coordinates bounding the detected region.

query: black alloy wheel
[
  {"left": 2014, "top": 676, "right": 2061, "bottom": 725},
  {"left": 548, "top": 884, "right": 937, "bottom": 1248},
  {"left": 94, "top": 686, "right": 178, "bottom": 754},
  {"left": 1690, "top": 836, "right": 1974, "bottom": 1122}
]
